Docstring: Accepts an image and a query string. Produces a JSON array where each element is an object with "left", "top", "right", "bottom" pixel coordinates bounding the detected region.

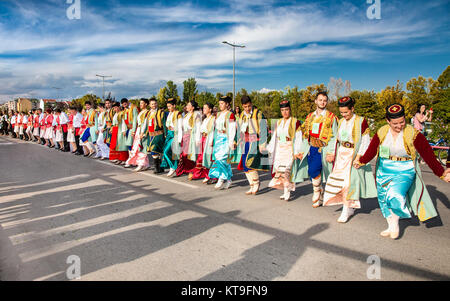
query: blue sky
[{"left": 0, "top": 0, "right": 449, "bottom": 102}]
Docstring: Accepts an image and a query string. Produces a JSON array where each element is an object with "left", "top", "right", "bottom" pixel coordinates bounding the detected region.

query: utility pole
[
  {"left": 96, "top": 74, "right": 112, "bottom": 100},
  {"left": 222, "top": 41, "right": 245, "bottom": 110}
]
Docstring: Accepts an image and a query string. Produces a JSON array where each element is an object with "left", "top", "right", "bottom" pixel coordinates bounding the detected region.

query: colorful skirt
[
  {"left": 161, "top": 130, "right": 178, "bottom": 170},
  {"left": 109, "top": 126, "right": 129, "bottom": 161},
  {"left": 126, "top": 126, "right": 149, "bottom": 167},
  {"left": 208, "top": 133, "right": 233, "bottom": 181},
  {"left": 190, "top": 135, "right": 210, "bottom": 179},
  {"left": 376, "top": 158, "right": 416, "bottom": 219},
  {"left": 176, "top": 132, "right": 196, "bottom": 176}
]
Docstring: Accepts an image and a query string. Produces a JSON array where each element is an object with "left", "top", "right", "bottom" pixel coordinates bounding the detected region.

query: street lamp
[
  {"left": 222, "top": 41, "right": 245, "bottom": 109},
  {"left": 96, "top": 74, "right": 112, "bottom": 100}
]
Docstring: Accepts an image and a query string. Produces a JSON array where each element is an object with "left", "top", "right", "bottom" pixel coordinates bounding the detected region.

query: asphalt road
[{"left": 0, "top": 135, "right": 449, "bottom": 281}]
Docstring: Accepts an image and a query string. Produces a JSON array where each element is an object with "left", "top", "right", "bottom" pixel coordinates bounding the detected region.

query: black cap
[
  {"left": 338, "top": 96, "right": 355, "bottom": 107},
  {"left": 386, "top": 103, "right": 405, "bottom": 119},
  {"left": 219, "top": 95, "right": 232, "bottom": 103}
]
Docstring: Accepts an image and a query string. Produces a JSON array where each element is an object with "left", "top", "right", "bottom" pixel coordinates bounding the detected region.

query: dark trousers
[
  {"left": 75, "top": 135, "right": 82, "bottom": 153},
  {"left": 63, "top": 131, "right": 69, "bottom": 151}
]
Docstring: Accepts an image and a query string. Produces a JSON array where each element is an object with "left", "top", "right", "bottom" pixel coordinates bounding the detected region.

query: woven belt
[
  {"left": 309, "top": 137, "right": 326, "bottom": 148},
  {"left": 340, "top": 141, "right": 355, "bottom": 148},
  {"left": 149, "top": 130, "right": 163, "bottom": 136},
  {"left": 388, "top": 155, "right": 412, "bottom": 161},
  {"left": 202, "top": 133, "right": 208, "bottom": 137},
  {"left": 218, "top": 130, "right": 227, "bottom": 134},
  {"left": 278, "top": 137, "right": 292, "bottom": 142}
]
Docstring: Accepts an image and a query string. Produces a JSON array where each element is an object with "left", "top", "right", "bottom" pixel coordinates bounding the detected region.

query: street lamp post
[
  {"left": 222, "top": 41, "right": 245, "bottom": 110},
  {"left": 96, "top": 74, "right": 112, "bottom": 100}
]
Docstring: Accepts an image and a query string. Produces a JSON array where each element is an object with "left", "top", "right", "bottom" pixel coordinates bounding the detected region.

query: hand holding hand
[
  {"left": 295, "top": 153, "right": 303, "bottom": 160},
  {"left": 353, "top": 159, "right": 362, "bottom": 169},
  {"left": 326, "top": 154, "right": 335, "bottom": 163}
]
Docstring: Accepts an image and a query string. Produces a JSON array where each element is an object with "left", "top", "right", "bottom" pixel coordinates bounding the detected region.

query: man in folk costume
[
  {"left": 354, "top": 104, "right": 450, "bottom": 239},
  {"left": 12, "top": 111, "right": 18, "bottom": 138},
  {"left": 125, "top": 98, "right": 151, "bottom": 171},
  {"left": 80, "top": 101, "right": 98, "bottom": 157},
  {"left": 103, "top": 98, "right": 114, "bottom": 149},
  {"left": 122, "top": 98, "right": 138, "bottom": 155},
  {"left": 161, "top": 98, "right": 182, "bottom": 177},
  {"left": 208, "top": 95, "right": 237, "bottom": 190},
  {"left": 146, "top": 97, "right": 167, "bottom": 174},
  {"left": 233, "top": 95, "right": 269, "bottom": 195},
  {"left": 109, "top": 102, "right": 129, "bottom": 164},
  {"left": 266, "top": 100, "right": 304, "bottom": 201},
  {"left": 322, "top": 97, "right": 377, "bottom": 223},
  {"left": 175, "top": 100, "right": 202, "bottom": 179},
  {"left": 72, "top": 106, "right": 84, "bottom": 155},
  {"left": 299, "top": 91, "right": 339, "bottom": 208},
  {"left": 59, "top": 108, "right": 70, "bottom": 152},
  {"left": 94, "top": 102, "right": 110, "bottom": 160}
]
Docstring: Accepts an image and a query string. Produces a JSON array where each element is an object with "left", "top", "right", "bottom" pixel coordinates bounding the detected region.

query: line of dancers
[{"left": 2, "top": 92, "right": 449, "bottom": 240}]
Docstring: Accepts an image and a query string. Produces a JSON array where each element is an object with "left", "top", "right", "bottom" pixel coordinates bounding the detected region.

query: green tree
[
  {"left": 429, "top": 66, "right": 450, "bottom": 142},
  {"left": 182, "top": 78, "right": 198, "bottom": 103}
]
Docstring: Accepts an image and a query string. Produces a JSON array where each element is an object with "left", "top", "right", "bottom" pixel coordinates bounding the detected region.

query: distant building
[
  {"left": 17, "top": 98, "right": 32, "bottom": 112},
  {"left": 7, "top": 100, "right": 18, "bottom": 112},
  {"left": 39, "top": 99, "right": 57, "bottom": 110}
]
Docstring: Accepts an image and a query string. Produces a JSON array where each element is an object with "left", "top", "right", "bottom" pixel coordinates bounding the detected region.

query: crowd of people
[{"left": 1, "top": 92, "right": 449, "bottom": 240}]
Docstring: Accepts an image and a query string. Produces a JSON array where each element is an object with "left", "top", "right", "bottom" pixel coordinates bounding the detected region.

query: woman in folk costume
[
  {"left": 125, "top": 98, "right": 151, "bottom": 171},
  {"left": 354, "top": 104, "right": 450, "bottom": 239},
  {"left": 322, "top": 97, "right": 377, "bottom": 223},
  {"left": 17, "top": 112, "right": 25, "bottom": 139},
  {"left": 208, "top": 95, "right": 237, "bottom": 190},
  {"left": 122, "top": 98, "right": 138, "bottom": 152},
  {"left": 54, "top": 109, "right": 65, "bottom": 150},
  {"left": 33, "top": 109, "right": 41, "bottom": 142},
  {"left": 190, "top": 103, "right": 216, "bottom": 184},
  {"left": 175, "top": 100, "right": 202, "bottom": 179},
  {"left": 44, "top": 109, "right": 55, "bottom": 148},
  {"left": 109, "top": 102, "right": 130, "bottom": 164},
  {"left": 25, "top": 111, "right": 33, "bottom": 141},
  {"left": 267, "top": 100, "right": 304, "bottom": 201},
  {"left": 233, "top": 95, "right": 269, "bottom": 195},
  {"left": 146, "top": 97, "right": 167, "bottom": 174},
  {"left": 93, "top": 102, "right": 110, "bottom": 160},
  {"left": 161, "top": 98, "right": 182, "bottom": 177},
  {"left": 67, "top": 107, "right": 77, "bottom": 153}
]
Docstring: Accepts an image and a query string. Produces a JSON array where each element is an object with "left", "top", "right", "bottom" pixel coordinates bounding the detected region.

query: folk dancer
[
  {"left": 208, "top": 95, "right": 236, "bottom": 190},
  {"left": 234, "top": 95, "right": 269, "bottom": 195},
  {"left": 354, "top": 104, "right": 450, "bottom": 239},
  {"left": 266, "top": 100, "right": 304, "bottom": 201},
  {"left": 322, "top": 97, "right": 377, "bottom": 223}
]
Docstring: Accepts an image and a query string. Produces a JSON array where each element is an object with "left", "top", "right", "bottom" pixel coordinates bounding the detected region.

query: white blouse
[
  {"left": 267, "top": 118, "right": 303, "bottom": 155},
  {"left": 381, "top": 128, "right": 409, "bottom": 157},
  {"left": 338, "top": 115, "right": 370, "bottom": 156}
]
